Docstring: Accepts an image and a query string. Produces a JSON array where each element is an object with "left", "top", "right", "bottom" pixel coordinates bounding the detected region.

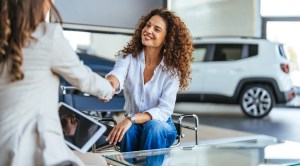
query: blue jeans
[{"left": 120, "top": 118, "right": 177, "bottom": 152}]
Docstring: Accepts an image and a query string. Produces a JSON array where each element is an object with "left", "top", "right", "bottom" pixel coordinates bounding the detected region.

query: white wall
[
  {"left": 55, "top": 0, "right": 164, "bottom": 60},
  {"left": 90, "top": 34, "right": 131, "bottom": 60},
  {"left": 169, "top": 0, "right": 261, "bottom": 37},
  {"left": 55, "top": 0, "right": 163, "bottom": 30}
]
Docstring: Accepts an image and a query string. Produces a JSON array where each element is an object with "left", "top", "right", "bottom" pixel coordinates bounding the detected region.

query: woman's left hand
[{"left": 106, "top": 118, "right": 132, "bottom": 145}]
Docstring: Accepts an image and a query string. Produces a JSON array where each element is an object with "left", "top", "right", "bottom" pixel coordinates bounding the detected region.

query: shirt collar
[{"left": 140, "top": 49, "right": 165, "bottom": 67}]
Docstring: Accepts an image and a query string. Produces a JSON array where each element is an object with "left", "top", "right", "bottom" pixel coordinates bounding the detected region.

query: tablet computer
[{"left": 58, "top": 102, "right": 107, "bottom": 153}]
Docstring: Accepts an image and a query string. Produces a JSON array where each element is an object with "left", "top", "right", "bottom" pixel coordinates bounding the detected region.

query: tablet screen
[{"left": 58, "top": 103, "right": 105, "bottom": 151}]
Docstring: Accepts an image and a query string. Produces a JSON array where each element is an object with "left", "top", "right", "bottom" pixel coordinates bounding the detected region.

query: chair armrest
[
  {"left": 171, "top": 113, "right": 199, "bottom": 147},
  {"left": 61, "top": 86, "right": 81, "bottom": 94}
]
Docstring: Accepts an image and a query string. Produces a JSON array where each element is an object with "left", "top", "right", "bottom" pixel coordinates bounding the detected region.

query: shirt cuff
[{"left": 145, "top": 108, "right": 169, "bottom": 122}]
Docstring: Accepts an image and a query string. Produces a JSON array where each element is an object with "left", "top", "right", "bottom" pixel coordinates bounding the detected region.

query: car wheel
[{"left": 240, "top": 85, "right": 274, "bottom": 118}]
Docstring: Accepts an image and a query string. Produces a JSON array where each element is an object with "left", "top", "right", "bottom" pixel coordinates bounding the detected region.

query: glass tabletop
[{"left": 103, "top": 135, "right": 300, "bottom": 166}]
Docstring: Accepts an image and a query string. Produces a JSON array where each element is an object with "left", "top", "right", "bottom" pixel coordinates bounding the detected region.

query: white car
[{"left": 177, "top": 37, "right": 295, "bottom": 118}]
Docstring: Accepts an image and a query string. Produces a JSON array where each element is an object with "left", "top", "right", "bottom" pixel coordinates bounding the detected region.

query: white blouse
[{"left": 107, "top": 51, "right": 179, "bottom": 122}]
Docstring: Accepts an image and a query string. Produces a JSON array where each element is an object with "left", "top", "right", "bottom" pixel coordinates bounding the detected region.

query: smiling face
[{"left": 141, "top": 15, "right": 167, "bottom": 49}]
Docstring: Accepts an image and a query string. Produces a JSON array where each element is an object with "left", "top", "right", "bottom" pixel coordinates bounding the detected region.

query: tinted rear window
[
  {"left": 213, "top": 44, "right": 243, "bottom": 61},
  {"left": 248, "top": 44, "right": 258, "bottom": 57}
]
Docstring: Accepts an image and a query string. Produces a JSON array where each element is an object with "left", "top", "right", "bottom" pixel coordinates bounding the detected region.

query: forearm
[
  {"left": 132, "top": 112, "right": 152, "bottom": 124},
  {"left": 106, "top": 74, "right": 120, "bottom": 90}
]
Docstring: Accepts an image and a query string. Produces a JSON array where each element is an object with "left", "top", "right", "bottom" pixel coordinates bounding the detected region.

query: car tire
[{"left": 239, "top": 84, "right": 275, "bottom": 118}]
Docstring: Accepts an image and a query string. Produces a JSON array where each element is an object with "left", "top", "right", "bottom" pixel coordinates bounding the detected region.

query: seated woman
[{"left": 105, "top": 8, "right": 194, "bottom": 152}]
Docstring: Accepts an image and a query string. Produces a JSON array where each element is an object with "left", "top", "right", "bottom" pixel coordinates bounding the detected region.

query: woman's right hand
[
  {"left": 99, "top": 75, "right": 119, "bottom": 102},
  {"left": 99, "top": 79, "right": 115, "bottom": 102},
  {"left": 106, "top": 118, "right": 132, "bottom": 145}
]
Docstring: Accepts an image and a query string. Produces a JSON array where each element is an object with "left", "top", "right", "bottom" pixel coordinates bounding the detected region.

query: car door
[{"left": 200, "top": 44, "right": 249, "bottom": 97}]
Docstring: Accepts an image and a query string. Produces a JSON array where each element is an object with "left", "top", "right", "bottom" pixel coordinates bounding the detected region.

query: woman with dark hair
[
  {"left": 0, "top": 0, "right": 113, "bottom": 165},
  {"left": 105, "top": 8, "right": 194, "bottom": 152}
]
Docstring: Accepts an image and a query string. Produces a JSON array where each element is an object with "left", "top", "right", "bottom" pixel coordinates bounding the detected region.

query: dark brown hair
[
  {"left": 0, "top": 0, "right": 62, "bottom": 82},
  {"left": 122, "top": 8, "right": 194, "bottom": 91}
]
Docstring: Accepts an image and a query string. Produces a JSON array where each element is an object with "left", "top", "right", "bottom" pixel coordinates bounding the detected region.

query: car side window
[
  {"left": 193, "top": 44, "right": 207, "bottom": 62},
  {"left": 213, "top": 44, "right": 243, "bottom": 61},
  {"left": 248, "top": 44, "right": 258, "bottom": 57}
]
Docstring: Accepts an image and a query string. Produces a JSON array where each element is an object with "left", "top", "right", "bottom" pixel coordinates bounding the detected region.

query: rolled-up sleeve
[
  {"left": 105, "top": 54, "right": 130, "bottom": 94},
  {"left": 50, "top": 25, "right": 114, "bottom": 99},
  {"left": 146, "top": 76, "right": 180, "bottom": 122}
]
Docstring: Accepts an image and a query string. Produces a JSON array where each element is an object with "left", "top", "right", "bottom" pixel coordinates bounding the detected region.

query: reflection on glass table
[{"left": 103, "top": 135, "right": 300, "bottom": 166}]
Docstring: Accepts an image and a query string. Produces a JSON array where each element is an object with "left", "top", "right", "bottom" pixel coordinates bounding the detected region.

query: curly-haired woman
[
  {"left": 0, "top": 0, "right": 113, "bottom": 165},
  {"left": 105, "top": 8, "right": 194, "bottom": 152}
]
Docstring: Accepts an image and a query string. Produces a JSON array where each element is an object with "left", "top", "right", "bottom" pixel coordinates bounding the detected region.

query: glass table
[{"left": 103, "top": 135, "right": 300, "bottom": 166}]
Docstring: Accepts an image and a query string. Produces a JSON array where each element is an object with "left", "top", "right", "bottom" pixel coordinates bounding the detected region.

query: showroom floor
[{"left": 174, "top": 102, "right": 300, "bottom": 143}]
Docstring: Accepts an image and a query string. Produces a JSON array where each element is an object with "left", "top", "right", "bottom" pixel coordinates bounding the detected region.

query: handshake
[{"left": 99, "top": 75, "right": 119, "bottom": 103}]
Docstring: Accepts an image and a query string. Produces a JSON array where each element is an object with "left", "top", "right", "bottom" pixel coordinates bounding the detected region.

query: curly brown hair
[
  {"left": 0, "top": 0, "right": 61, "bottom": 82},
  {"left": 122, "top": 8, "right": 194, "bottom": 91}
]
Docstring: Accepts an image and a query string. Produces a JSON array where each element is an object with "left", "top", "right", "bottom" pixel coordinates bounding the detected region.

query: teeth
[{"left": 145, "top": 35, "right": 151, "bottom": 40}]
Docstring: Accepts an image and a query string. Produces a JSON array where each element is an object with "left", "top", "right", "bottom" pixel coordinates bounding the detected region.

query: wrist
[{"left": 126, "top": 114, "right": 135, "bottom": 124}]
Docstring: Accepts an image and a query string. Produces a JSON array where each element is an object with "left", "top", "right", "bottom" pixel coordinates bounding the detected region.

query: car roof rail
[{"left": 193, "top": 36, "right": 266, "bottom": 40}]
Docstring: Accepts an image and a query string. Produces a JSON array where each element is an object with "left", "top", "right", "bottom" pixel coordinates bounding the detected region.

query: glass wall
[
  {"left": 261, "top": 0, "right": 300, "bottom": 86},
  {"left": 261, "top": 0, "right": 300, "bottom": 17},
  {"left": 63, "top": 31, "right": 131, "bottom": 60}
]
